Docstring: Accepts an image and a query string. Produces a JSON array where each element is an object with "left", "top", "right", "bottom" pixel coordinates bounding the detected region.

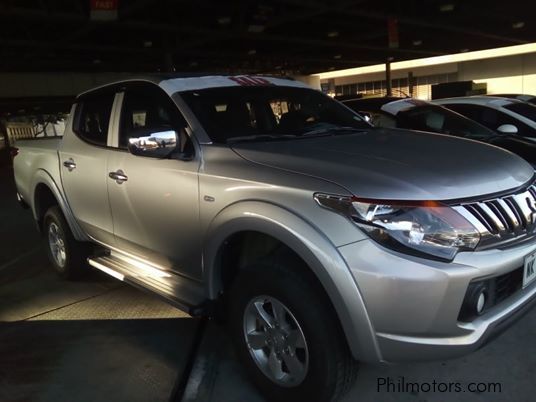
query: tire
[
  {"left": 228, "top": 262, "right": 358, "bottom": 402},
  {"left": 43, "top": 206, "right": 89, "bottom": 279}
]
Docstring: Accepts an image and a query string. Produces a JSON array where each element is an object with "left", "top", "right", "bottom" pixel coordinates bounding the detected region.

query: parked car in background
[
  {"left": 489, "top": 94, "right": 536, "bottom": 105},
  {"left": 341, "top": 97, "right": 536, "bottom": 166},
  {"left": 435, "top": 96, "right": 536, "bottom": 140},
  {"left": 12, "top": 75, "right": 536, "bottom": 402}
]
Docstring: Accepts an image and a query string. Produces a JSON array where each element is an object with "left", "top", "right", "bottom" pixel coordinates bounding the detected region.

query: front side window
[
  {"left": 446, "top": 103, "right": 536, "bottom": 137},
  {"left": 180, "top": 86, "right": 369, "bottom": 143},
  {"left": 396, "top": 105, "right": 495, "bottom": 139},
  {"left": 119, "top": 85, "right": 191, "bottom": 157},
  {"left": 504, "top": 102, "right": 536, "bottom": 122},
  {"left": 75, "top": 91, "right": 115, "bottom": 145}
]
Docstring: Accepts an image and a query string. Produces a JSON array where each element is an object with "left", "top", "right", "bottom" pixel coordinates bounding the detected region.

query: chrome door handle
[
  {"left": 63, "top": 159, "right": 76, "bottom": 171},
  {"left": 108, "top": 169, "right": 128, "bottom": 184}
]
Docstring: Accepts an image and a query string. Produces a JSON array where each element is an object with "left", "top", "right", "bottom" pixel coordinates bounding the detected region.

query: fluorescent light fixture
[
  {"left": 313, "top": 42, "right": 536, "bottom": 79},
  {"left": 439, "top": 3, "right": 455, "bottom": 12}
]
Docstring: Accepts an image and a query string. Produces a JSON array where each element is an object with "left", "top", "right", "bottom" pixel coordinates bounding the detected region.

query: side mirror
[
  {"left": 127, "top": 127, "right": 180, "bottom": 158},
  {"left": 497, "top": 124, "right": 518, "bottom": 134}
]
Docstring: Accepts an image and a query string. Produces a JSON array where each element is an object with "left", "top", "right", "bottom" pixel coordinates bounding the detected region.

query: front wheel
[
  {"left": 229, "top": 262, "right": 358, "bottom": 402},
  {"left": 43, "top": 206, "right": 89, "bottom": 279}
]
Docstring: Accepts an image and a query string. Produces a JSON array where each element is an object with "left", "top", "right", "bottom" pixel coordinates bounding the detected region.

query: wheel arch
[
  {"left": 204, "top": 200, "right": 382, "bottom": 362},
  {"left": 31, "top": 169, "right": 88, "bottom": 241}
]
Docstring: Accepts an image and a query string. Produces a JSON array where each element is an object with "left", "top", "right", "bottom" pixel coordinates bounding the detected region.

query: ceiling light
[
  {"left": 327, "top": 31, "right": 339, "bottom": 38},
  {"left": 248, "top": 24, "right": 265, "bottom": 33},
  {"left": 439, "top": 3, "right": 455, "bottom": 12},
  {"left": 512, "top": 21, "right": 525, "bottom": 29},
  {"left": 248, "top": 49, "right": 257, "bottom": 55},
  {"left": 412, "top": 39, "right": 423, "bottom": 46},
  {"left": 334, "top": 54, "right": 342, "bottom": 59}
]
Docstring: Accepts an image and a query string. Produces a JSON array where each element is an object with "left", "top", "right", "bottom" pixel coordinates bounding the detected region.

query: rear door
[
  {"left": 60, "top": 88, "right": 118, "bottom": 245},
  {"left": 106, "top": 82, "right": 202, "bottom": 280}
]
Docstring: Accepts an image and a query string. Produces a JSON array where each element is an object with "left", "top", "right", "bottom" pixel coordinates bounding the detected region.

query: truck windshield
[
  {"left": 180, "top": 86, "right": 370, "bottom": 143},
  {"left": 396, "top": 104, "right": 496, "bottom": 140}
]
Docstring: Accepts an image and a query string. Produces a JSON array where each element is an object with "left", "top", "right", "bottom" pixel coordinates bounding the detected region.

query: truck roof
[{"left": 77, "top": 74, "right": 307, "bottom": 98}]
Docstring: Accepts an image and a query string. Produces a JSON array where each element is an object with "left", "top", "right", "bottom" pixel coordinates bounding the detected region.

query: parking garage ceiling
[{"left": 0, "top": 0, "right": 535, "bottom": 75}]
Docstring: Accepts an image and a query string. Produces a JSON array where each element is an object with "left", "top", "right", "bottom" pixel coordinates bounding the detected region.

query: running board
[{"left": 88, "top": 253, "right": 207, "bottom": 316}]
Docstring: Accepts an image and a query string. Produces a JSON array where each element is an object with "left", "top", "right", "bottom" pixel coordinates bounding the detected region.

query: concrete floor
[
  {"left": 0, "top": 163, "right": 198, "bottom": 402},
  {"left": 1, "top": 155, "right": 536, "bottom": 402}
]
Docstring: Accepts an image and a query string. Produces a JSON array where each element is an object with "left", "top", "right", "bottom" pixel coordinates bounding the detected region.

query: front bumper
[{"left": 338, "top": 237, "right": 536, "bottom": 363}]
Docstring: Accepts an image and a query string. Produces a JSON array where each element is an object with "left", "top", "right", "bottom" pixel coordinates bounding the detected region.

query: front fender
[
  {"left": 204, "top": 200, "right": 382, "bottom": 362},
  {"left": 31, "top": 169, "right": 88, "bottom": 241}
]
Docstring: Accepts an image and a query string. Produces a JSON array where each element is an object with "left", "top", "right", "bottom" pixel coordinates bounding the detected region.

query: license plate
[{"left": 523, "top": 251, "right": 536, "bottom": 288}]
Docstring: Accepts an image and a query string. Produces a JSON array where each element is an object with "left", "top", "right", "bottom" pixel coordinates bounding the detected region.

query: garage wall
[
  {"left": 319, "top": 50, "right": 536, "bottom": 99},
  {"left": 458, "top": 53, "right": 536, "bottom": 94}
]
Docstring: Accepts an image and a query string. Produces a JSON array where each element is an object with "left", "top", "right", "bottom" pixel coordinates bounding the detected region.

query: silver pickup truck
[{"left": 13, "top": 75, "right": 536, "bottom": 402}]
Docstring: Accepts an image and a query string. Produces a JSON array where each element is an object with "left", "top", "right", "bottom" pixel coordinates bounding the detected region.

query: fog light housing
[{"left": 459, "top": 283, "right": 488, "bottom": 321}]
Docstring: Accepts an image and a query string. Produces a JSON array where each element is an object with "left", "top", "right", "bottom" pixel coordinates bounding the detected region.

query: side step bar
[{"left": 88, "top": 252, "right": 208, "bottom": 316}]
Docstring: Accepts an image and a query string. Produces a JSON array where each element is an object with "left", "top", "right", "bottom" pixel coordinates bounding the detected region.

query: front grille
[
  {"left": 458, "top": 267, "right": 524, "bottom": 322},
  {"left": 452, "top": 183, "right": 536, "bottom": 247}
]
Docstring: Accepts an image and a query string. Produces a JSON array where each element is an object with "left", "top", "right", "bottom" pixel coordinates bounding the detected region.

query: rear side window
[{"left": 75, "top": 91, "right": 115, "bottom": 146}]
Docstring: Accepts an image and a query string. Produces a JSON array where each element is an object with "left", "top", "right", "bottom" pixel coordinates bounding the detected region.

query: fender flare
[
  {"left": 31, "top": 169, "right": 88, "bottom": 241},
  {"left": 204, "top": 200, "right": 382, "bottom": 362}
]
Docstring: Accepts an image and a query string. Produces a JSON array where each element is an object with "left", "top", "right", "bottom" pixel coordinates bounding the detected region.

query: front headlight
[{"left": 314, "top": 193, "right": 480, "bottom": 261}]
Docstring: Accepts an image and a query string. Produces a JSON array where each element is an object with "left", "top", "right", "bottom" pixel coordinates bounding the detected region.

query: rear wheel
[
  {"left": 229, "top": 262, "right": 358, "bottom": 402},
  {"left": 43, "top": 206, "right": 89, "bottom": 279}
]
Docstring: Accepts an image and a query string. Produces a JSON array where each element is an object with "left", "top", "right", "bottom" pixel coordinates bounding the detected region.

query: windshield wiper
[
  {"left": 301, "top": 126, "right": 367, "bottom": 137},
  {"left": 226, "top": 134, "right": 298, "bottom": 144}
]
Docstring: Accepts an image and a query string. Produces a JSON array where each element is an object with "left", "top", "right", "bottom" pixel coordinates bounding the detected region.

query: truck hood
[{"left": 231, "top": 128, "right": 534, "bottom": 201}]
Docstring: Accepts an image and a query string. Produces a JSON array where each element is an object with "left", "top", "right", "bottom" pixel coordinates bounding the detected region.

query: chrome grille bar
[{"left": 455, "top": 184, "right": 536, "bottom": 244}]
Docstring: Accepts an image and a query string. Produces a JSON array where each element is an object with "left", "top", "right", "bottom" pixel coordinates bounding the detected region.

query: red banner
[
  {"left": 387, "top": 18, "right": 399, "bottom": 49},
  {"left": 90, "top": 0, "right": 119, "bottom": 21}
]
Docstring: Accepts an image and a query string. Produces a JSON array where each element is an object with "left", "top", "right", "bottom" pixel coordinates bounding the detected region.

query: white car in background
[
  {"left": 490, "top": 94, "right": 536, "bottom": 105},
  {"left": 435, "top": 96, "right": 536, "bottom": 140}
]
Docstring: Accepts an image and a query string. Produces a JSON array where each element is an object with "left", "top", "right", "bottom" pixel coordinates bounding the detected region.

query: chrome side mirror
[
  {"left": 497, "top": 124, "right": 518, "bottom": 134},
  {"left": 127, "top": 128, "right": 179, "bottom": 158}
]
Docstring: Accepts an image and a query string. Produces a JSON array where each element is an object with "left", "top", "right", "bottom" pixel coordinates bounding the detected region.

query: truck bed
[{"left": 13, "top": 137, "right": 63, "bottom": 208}]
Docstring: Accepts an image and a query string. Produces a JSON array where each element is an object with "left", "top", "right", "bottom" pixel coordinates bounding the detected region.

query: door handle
[
  {"left": 108, "top": 169, "right": 128, "bottom": 184},
  {"left": 63, "top": 159, "right": 76, "bottom": 171}
]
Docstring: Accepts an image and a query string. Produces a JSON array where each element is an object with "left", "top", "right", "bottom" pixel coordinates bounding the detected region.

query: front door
[{"left": 106, "top": 83, "right": 202, "bottom": 280}]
